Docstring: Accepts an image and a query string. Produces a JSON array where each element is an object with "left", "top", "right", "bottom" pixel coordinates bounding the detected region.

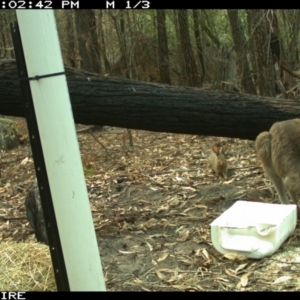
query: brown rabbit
[
  {"left": 208, "top": 144, "right": 228, "bottom": 179},
  {"left": 255, "top": 119, "right": 300, "bottom": 213}
]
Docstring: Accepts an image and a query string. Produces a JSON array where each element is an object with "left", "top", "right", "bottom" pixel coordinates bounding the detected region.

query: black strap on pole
[
  {"left": 19, "top": 71, "right": 66, "bottom": 81},
  {"left": 11, "top": 21, "right": 70, "bottom": 291}
]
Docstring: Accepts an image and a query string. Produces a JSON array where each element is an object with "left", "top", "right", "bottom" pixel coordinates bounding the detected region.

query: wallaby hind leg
[
  {"left": 284, "top": 176, "right": 300, "bottom": 217},
  {"left": 286, "top": 189, "right": 300, "bottom": 217},
  {"left": 256, "top": 131, "right": 290, "bottom": 204},
  {"left": 284, "top": 175, "right": 299, "bottom": 205},
  {"left": 263, "top": 165, "right": 290, "bottom": 204}
]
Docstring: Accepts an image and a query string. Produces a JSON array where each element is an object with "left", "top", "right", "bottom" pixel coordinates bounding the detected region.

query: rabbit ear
[
  {"left": 222, "top": 144, "right": 228, "bottom": 153},
  {"left": 212, "top": 145, "right": 219, "bottom": 154}
]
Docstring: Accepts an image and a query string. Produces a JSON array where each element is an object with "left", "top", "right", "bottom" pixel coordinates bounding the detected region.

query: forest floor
[{"left": 1, "top": 117, "right": 300, "bottom": 291}]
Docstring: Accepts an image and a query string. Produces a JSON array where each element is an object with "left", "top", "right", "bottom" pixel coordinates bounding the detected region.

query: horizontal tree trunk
[{"left": 0, "top": 59, "right": 299, "bottom": 140}]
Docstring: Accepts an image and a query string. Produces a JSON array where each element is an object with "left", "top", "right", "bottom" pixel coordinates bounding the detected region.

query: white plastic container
[{"left": 210, "top": 201, "right": 297, "bottom": 259}]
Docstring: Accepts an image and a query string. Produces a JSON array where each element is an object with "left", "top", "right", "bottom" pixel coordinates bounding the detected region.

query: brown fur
[
  {"left": 255, "top": 118, "right": 300, "bottom": 211},
  {"left": 208, "top": 144, "right": 228, "bottom": 179}
]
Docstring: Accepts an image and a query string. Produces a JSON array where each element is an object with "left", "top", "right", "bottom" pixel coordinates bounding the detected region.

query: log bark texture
[{"left": 1, "top": 59, "right": 300, "bottom": 140}]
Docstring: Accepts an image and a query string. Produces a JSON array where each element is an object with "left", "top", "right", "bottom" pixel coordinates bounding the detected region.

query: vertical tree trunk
[
  {"left": 267, "top": 10, "right": 285, "bottom": 94},
  {"left": 178, "top": 10, "right": 201, "bottom": 87},
  {"left": 200, "top": 11, "right": 221, "bottom": 48},
  {"left": 58, "top": 11, "right": 77, "bottom": 68},
  {"left": 245, "top": 9, "right": 258, "bottom": 86},
  {"left": 110, "top": 10, "right": 130, "bottom": 78},
  {"left": 97, "top": 11, "right": 111, "bottom": 74},
  {"left": 249, "top": 10, "right": 276, "bottom": 96},
  {"left": 172, "top": 10, "right": 187, "bottom": 85},
  {"left": 227, "top": 9, "right": 257, "bottom": 94},
  {"left": 192, "top": 10, "right": 205, "bottom": 86},
  {"left": 287, "top": 10, "right": 300, "bottom": 68},
  {"left": 156, "top": 10, "right": 171, "bottom": 84},
  {"left": 109, "top": 11, "right": 134, "bottom": 147},
  {"left": 0, "top": 11, "right": 15, "bottom": 59},
  {"left": 74, "top": 10, "right": 101, "bottom": 73}
]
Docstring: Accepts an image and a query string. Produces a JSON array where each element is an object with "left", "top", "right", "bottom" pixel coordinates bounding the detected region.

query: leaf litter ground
[{"left": 1, "top": 117, "right": 300, "bottom": 291}]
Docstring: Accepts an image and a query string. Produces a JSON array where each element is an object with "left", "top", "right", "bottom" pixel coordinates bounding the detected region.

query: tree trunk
[
  {"left": 246, "top": 9, "right": 258, "bottom": 80},
  {"left": 97, "top": 10, "right": 111, "bottom": 74},
  {"left": 192, "top": 10, "right": 205, "bottom": 86},
  {"left": 285, "top": 10, "right": 300, "bottom": 69},
  {"left": 226, "top": 48, "right": 239, "bottom": 92},
  {"left": 0, "top": 11, "right": 15, "bottom": 60},
  {"left": 57, "top": 11, "right": 77, "bottom": 68},
  {"left": 227, "top": 9, "right": 257, "bottom": 95},
  {"left": 110, "top": 10, "right": 130, "bottom": 78},
  {"left": 156, "top": 10, "right": 171, "bottom": 85},
  {"left": 74, "top": 10, "right": 100, "bottom": 73},
  {"left": 1, "top": 60, "right": 300, "bottom": 141},
  {"left": 249, "top": 10, "right": 276, "bottom": 96},
  {"left": 178, "top": 10, "right": 201, "bottom": 87},
  {"left": 199, "top": 11, "right": 221, "bottom": 48},
  {"left": 172, "top": 10, "right": 187, "bottom": 85}
]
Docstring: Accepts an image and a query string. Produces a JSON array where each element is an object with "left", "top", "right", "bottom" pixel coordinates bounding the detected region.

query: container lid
[{"left": 210, "top": 201, "right": 297, "bottom": 228}]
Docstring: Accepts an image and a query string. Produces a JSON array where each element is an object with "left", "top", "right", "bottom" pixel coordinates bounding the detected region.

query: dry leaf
[
  {"left": 224, "top": 177, "right": 235, "bottom": 184},
  {"left": 235, "top": 263, "right": 248, "bottom": 274},
  {"left": 217, "top": 277, "right": 230, "bottom": 282},
  {"left": 240, "top": 273, "right": 248, "bottom": 287},
  {"left": 171, "top": 284, "right": 197, "bottom": 291},
  {"left": 152, "top": 259, "right": 157, "bottom": 266},
  {"left": 150, "top": 187, "right": 159, "bottom": 191},
  {"left": 157, "top": 252, "right": 169, "bottom": 262},
  {"left": 146, "top": 242, "right": 153, "bottom": 251},
  {"left": 175, "top": 226, "right": 184, "bottom": 233},
  {"left": 202, "top": 249, "right": 210, "bottom": 260},
  {"left": 21, "top": 157, "right": 29, "bottom": 165},
  {"left": 178, "top": 229, "right": 189, "bottom": 240},
  {"left": 183, "top": 205, "right": 206, "bottom": 213},
  {"left": 236, "top": 281, "right": 242, "bottom": 290},
  {"left": 195, "top": 249, "right": 202, "bottom": 256},
  {"left": 273, "top": 276, "right": 291, "bottom": 284},
  {"left": 225, "top": 269, "right": 238, "bottom": 278},
  {"left": 223, "top": 253, "right": 248, "bottom": 261},
  {"left": 155, "top": 268, "right": 174, "bottom": 281},
  {"left": 155, "top": 269, "right": 166, "bottom": 281},
  {"left": 117, "top": 250, "right": 136, "bottom": 254}
]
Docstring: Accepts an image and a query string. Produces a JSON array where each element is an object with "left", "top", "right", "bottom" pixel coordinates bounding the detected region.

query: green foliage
[
  {"left": 0, "top": 117, "right": 14, "bottom": 125},
  {"left": 0, "top": 119, "right": 18, "bottom": 150},
  {"left": 83, "top": 165, "right": 95, "bottom": 177},
  {"left": 206, "top": 10, "right": 231, "bottom": 45}
]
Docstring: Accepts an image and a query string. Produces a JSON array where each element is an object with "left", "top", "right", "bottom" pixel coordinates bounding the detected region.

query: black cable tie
[{"left": 19, "top": 71, "right": 65, "bottom": 81}]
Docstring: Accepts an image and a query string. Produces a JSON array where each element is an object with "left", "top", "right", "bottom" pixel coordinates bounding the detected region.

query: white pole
[{"left": 16, "top": 10, "right": 106, "bottom": 291}]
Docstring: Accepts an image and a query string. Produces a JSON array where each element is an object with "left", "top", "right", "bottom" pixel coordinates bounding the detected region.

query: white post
[{"left": 16, "top": 10, "right": 106, "bottom": 291}]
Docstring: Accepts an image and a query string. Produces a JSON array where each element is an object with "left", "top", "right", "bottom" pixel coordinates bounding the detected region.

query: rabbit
[
  {"left": 255, "top": 118, "right": 300, "bottom": 215},
  {"left": 208, "top": 144, "right": 228, "bottom": 179}
]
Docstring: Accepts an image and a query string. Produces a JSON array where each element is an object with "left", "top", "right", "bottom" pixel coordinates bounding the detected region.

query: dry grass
[{"left": 0, "top": 241, "right": 55, "bottom": 291}]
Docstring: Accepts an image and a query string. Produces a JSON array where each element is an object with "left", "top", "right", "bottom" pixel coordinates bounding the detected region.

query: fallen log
[{"left": 1, "top": 59, "right": 299, "bottom": 140}]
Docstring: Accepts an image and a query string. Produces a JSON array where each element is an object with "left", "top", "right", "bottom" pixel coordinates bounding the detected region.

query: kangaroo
[{"left": 255, "top": 118, "right": 300, "bottom": 215}]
